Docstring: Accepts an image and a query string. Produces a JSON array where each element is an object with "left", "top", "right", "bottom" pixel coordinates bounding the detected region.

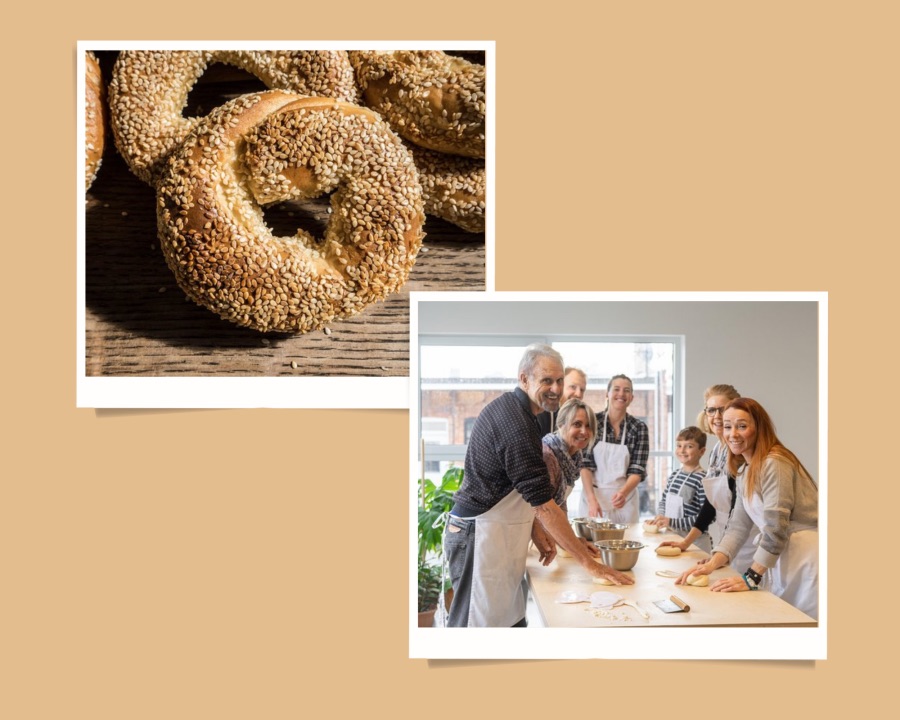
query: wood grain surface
[{"left": 83, "top": 50, "right": 486, "bottom": 378}]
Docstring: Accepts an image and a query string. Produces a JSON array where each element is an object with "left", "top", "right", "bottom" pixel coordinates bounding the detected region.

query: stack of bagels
[{"left": 84, "top": 49, "right": 486, "bottom": 333}]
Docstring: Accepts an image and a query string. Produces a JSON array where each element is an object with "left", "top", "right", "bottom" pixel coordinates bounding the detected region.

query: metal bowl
[
  {"left": 571, "top": 518, "right": 593, "bottom": 540},
  {"left": 572, "top": 518, "right": 628, "bottom": 542},
  {"left": 585, "top": 521, "right": 628, "bottom": 542},
  {"left": 593, "top": 539, "right": 645, "bottom": 570}
]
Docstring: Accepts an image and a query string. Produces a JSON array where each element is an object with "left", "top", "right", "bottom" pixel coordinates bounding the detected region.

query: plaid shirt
[{"left": 580, "top": 411, "right": 649, "bottom": 481}]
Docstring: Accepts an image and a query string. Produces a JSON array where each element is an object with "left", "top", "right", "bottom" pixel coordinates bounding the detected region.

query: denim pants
[{"left": 443, "top": 515, "right": 527, "bottom": 627}]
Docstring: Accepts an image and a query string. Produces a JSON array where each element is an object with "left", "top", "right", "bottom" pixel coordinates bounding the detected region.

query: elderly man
[
  {"left": 444, "top": 345, "right": 632, "bottom": 627},
  {"left": 537, "top": 366, "right": 588, "bottom": 436}
]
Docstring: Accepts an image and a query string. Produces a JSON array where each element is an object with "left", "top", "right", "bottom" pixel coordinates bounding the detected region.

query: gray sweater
[{"left": 714, "top": 455, "right": 818, "bottom": 569}]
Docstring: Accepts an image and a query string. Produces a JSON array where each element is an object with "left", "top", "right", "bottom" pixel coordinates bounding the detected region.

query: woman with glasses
[{"left": 658, "top": 384, "right": 758, "bottom": 572}]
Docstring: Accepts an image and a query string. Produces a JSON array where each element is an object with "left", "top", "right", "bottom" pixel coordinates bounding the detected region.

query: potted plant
[
  {"left": 417, "top": 560, "right": 443, "bottom": 627},
  {"left": 417, "top": 466, "right": 462, "bottom": 626}
]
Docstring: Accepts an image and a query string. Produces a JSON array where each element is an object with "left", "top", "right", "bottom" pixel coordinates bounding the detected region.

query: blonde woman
[
  {"left": 542, "top": 398, "right": 597, "bottom": 509},
  {"left": 659, "top": 384, "right": 758, "bottom": 569}
]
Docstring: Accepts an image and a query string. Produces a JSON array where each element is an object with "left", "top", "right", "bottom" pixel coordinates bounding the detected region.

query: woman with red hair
[{"left": 676, "top": 397, "right": 819, "bottom": 619}]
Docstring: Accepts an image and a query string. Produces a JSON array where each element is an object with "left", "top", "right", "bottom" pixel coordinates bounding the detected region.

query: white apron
[
  {"left": 468, "top": 488, "right": 535, "bottom": 627},
  {"left": 743, "top": 490, "right": 818, "bottom": 620},
  {"left": 702, "top": 468, "right": 732, "bottom": 546},
  {"left": 665, "top": 474, "right": 712, "bottom": 554},
  {"left": 579, "top": 418, "right": 639, "bottom": 524},
  {"left": 702, "top": 468, "right": 758, "bottom": 571}
]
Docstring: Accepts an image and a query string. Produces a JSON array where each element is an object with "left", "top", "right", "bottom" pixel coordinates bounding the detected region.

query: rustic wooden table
[{"left": 83, "top": 51, "right": 486, "bottom": 378}]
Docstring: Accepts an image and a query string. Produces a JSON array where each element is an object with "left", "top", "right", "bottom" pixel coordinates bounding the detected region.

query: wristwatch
[{"left": 743, "top": 567, "right": 762, "bottom": 590}]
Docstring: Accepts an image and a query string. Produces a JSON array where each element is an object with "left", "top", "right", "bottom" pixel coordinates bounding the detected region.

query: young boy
[{"left": 649, "top": 426, "right": 711, "bottom": 553}]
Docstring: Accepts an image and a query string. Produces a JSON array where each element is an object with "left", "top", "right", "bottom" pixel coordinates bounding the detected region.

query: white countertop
[{"left": 525, "top": 524, "right": 816, "bottom": 628}]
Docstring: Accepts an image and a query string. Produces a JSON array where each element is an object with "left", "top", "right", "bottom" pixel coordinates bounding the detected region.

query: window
[{"left": 417, "top": 336, "right": 683, "bottom": 519}]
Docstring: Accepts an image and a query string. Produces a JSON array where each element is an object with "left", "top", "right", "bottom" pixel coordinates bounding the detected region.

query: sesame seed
[
  {"left": 348, "top": 50, "right": 485, "bottom": 159},
  {"left": 155, "top": 91, "right": 425, "bottom": 333},
  {"left": 109, "top": 50, "right": 361, "bottom": 186},
  {"left": 409, "top": 144, "right": 485, "bottom": 233}
]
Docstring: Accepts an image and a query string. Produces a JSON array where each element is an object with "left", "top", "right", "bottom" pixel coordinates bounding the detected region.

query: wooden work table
[{"left": 526, "top": 525, "right": 816, "bottom": 628}]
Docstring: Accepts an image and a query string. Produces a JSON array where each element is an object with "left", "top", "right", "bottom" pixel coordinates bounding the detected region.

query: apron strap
[{"left": 602, "top": 414, "right": 628, "bottom": 445}]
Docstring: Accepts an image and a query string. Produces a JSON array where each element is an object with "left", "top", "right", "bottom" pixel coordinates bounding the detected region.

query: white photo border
[
  {"left": 77, "top": 40, "right": 495, "bottom": 409},
  {"left": 409, "top": 290, "right": 827, "bottom": 660}
]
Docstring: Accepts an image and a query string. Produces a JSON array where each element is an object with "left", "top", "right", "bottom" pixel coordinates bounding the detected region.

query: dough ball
[
  {"left": 642, "top": 522, "right": 659, "bottom": 533},
  {"left": 558, "top": 547, "right": 573, "bottom": 558},
  {"left": 656, "top": 546, "right": 682, "bottom": 557},
  {"left": 593, "top": 576, "right": 615, "bottom": 586},
  {"left": 687, "top": 573, "right": 709, "bottom": 587}
]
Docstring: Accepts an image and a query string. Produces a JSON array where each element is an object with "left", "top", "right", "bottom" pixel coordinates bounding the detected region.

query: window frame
[{"left": 417, "top": 334, "right": 686, "bottom": 484}]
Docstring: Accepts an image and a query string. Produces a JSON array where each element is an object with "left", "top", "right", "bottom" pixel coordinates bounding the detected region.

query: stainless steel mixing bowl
[
  {"left": 593, "top": 539, "right": 645, "bottom": 570},
  {"left": 585, "top": 522, "right": 628, "bottom": 542}
]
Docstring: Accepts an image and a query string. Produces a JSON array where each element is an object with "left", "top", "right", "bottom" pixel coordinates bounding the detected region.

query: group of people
[{"left": 442, "top": 343, "right": 819, "bottom": 627}]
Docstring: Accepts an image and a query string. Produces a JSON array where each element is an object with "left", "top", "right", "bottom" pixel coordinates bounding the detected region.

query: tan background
[{"left": 4, "top": 1, "right": 896, "bottom": 716}]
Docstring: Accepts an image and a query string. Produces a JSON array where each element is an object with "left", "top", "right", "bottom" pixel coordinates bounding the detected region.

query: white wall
[{"left": 417, "top": 298, "right": 821, "bottom": 480}]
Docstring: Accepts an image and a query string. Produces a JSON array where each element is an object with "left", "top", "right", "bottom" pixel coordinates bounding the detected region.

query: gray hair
[{"left": 518, "top": 343, "right": 563, "bottom": 378}]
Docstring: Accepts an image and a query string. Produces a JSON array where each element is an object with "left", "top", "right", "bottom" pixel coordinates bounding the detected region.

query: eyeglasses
[{"left": 705, "top": 406, "right": 726, "bottom": 416}]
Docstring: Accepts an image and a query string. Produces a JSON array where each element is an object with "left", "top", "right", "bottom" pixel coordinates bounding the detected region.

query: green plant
[
  {"left": 417, "top": 466, "right": 463, "bottom": 563},
  {"left": 418, "top": 560, "right": 442, "bottom": 613},
  {"left": 416, "top": 466, "right": 462, "bottom": 616}
]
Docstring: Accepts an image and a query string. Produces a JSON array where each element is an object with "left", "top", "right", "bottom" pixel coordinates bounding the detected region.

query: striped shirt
[{"left": 657, "top": 467, "right": 707, "bottom": 531}]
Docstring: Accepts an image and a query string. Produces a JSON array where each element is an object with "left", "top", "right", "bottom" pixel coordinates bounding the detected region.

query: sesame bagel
[
  {"left": 156, "top": 91, "right": 425, "bottom": 333},
  {"left": 411, "top": 145, "right": 485, "bottom": 233},
  {"left": 85, "top": 51, "right": 106, "bottom": 190},
  {"left": 349, "top": 50, "right": 485, "bottom": 158},
  {"left": 110, "top": 50, "right": 361, "bottom": 186}
]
